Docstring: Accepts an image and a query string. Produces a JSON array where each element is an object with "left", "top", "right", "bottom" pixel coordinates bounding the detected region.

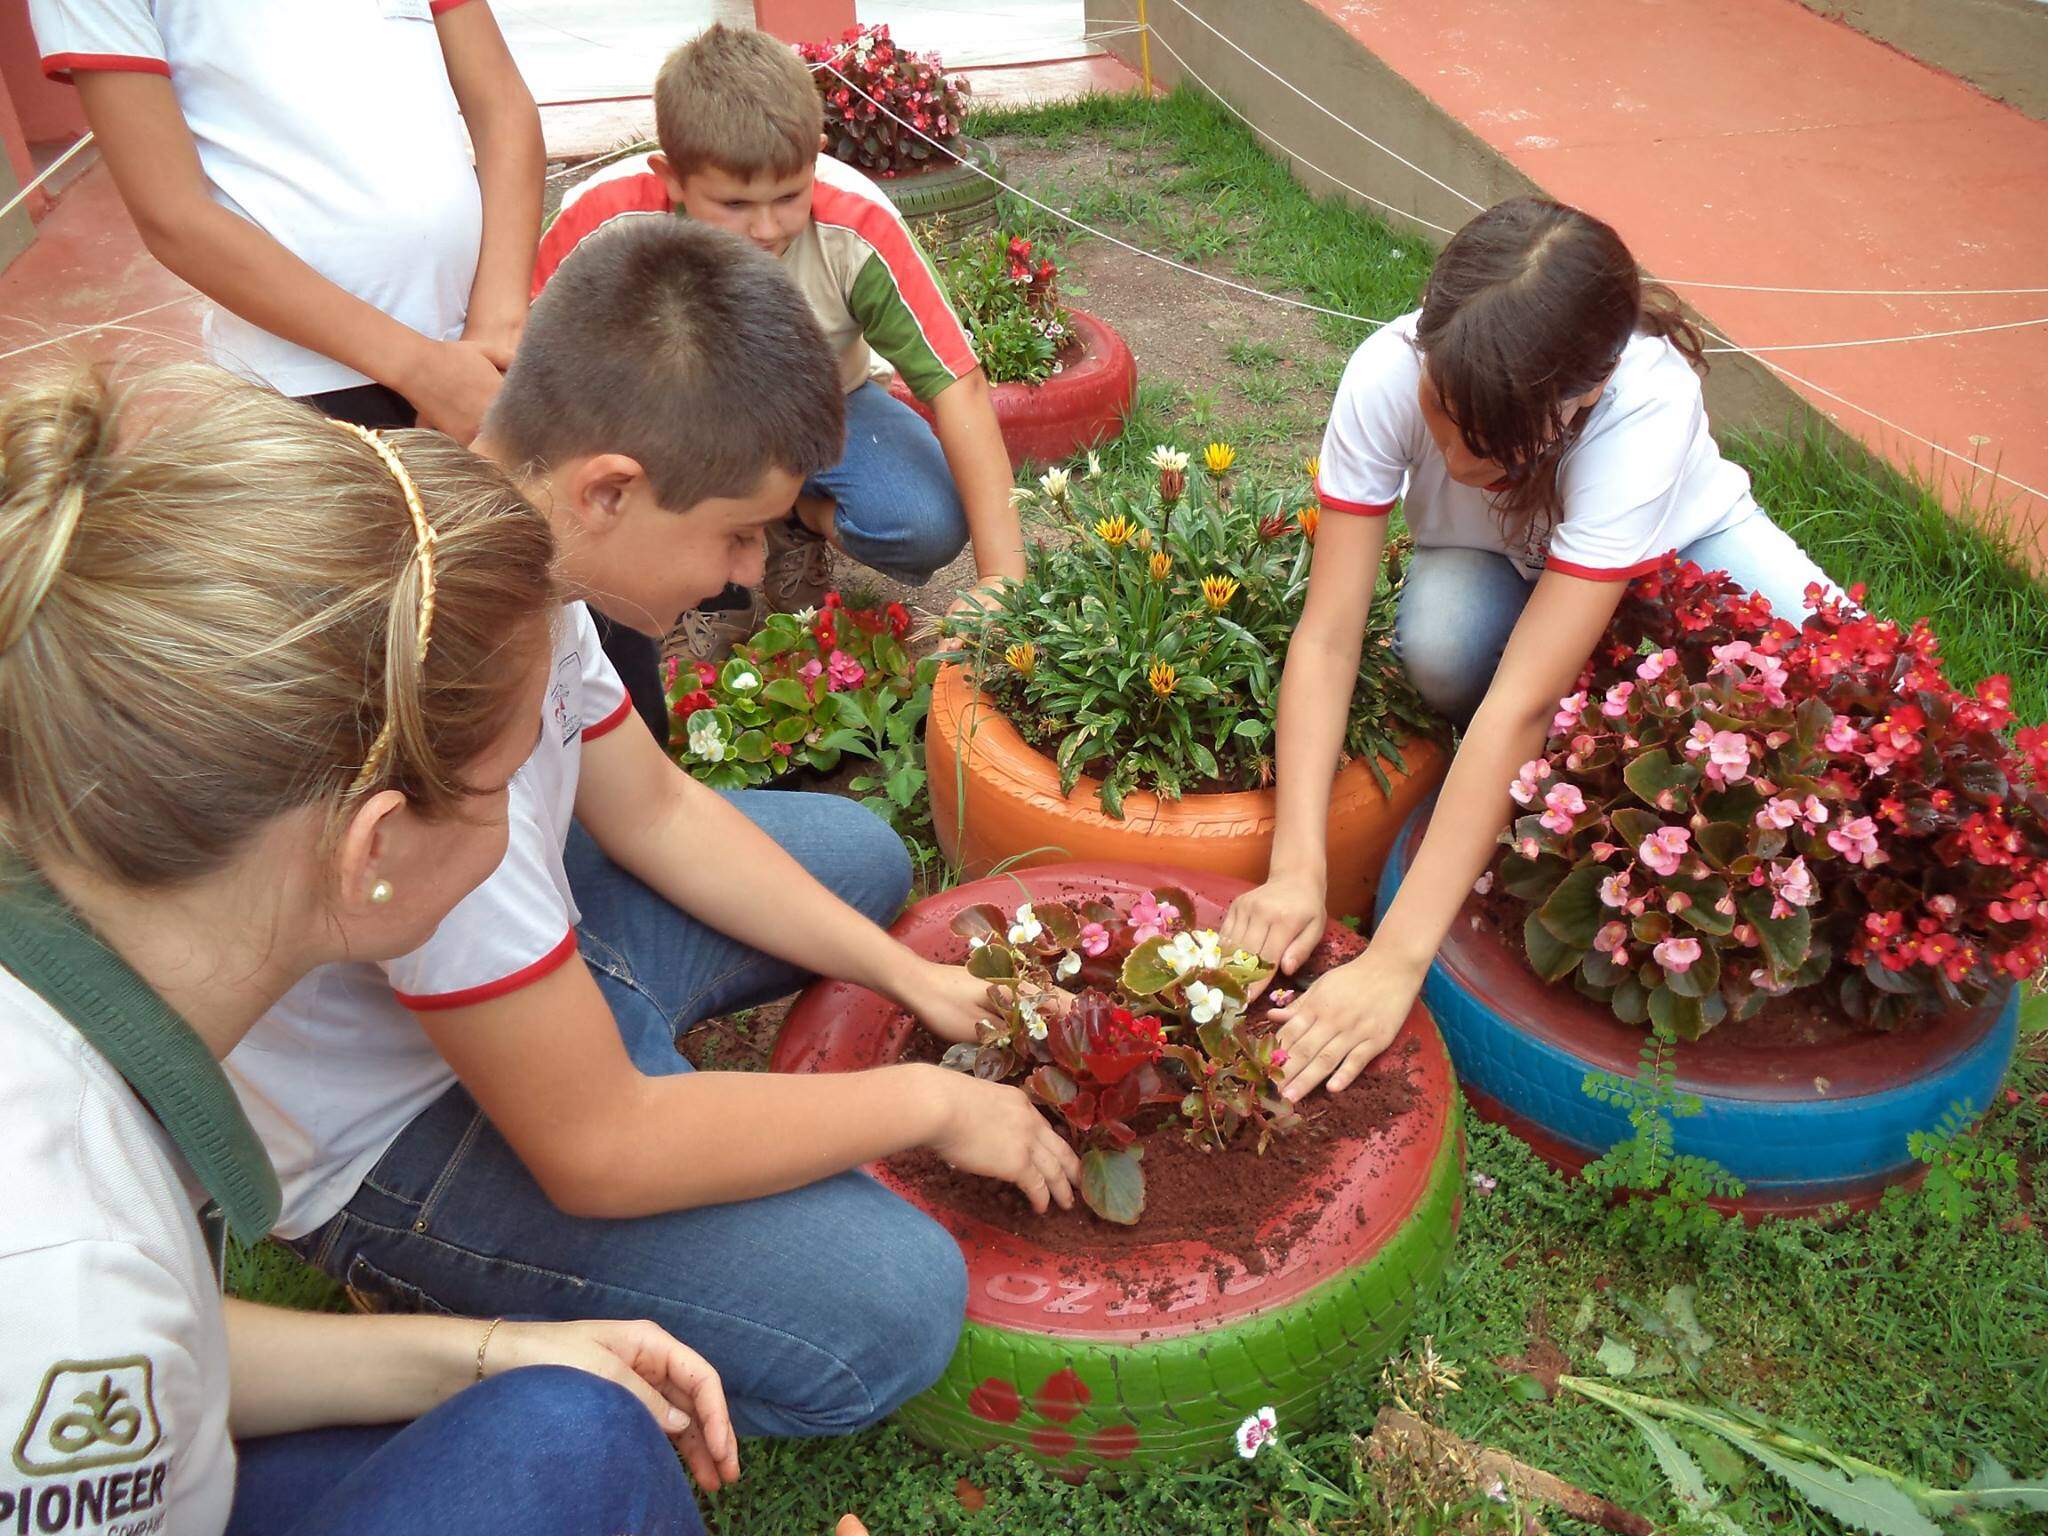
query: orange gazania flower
[
  {"left": 1005, "top": 642, "right": 1037, "bottom": 677},
  {"left": 1296, "top": 505, "right": 1320, "bottom": 542},
  {"left": 1093, "top": 513, "right": 1136, "bottom": 547},
  {"left": 1201, "top": 573, "right": 1240, "bottom": 610},
  {"left": 1149, "top": 550, "right": 1172, "bottom": 581},
  {"left": 1148, "top": 661, "right": 1178, "bottom": 697}
]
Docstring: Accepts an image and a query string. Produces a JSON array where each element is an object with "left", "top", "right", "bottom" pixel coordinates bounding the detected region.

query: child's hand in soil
[
  {"left": 926, "top": 1069, "right": 1081, "bottom": 1213},
  {"left": 1267, "top": 945, "right": 1423, "bottom": 1101},
  {"left": 1220, "top": 872, "right": 1327, "bottom": 993},
  {"left": 898, "top": 958, "right": 1005, "bottom": 1044}
]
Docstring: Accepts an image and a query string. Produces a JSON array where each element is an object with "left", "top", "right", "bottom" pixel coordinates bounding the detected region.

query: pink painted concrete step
[{"left": 1307, "top": 0, "right": 2048, "bottom": 557}]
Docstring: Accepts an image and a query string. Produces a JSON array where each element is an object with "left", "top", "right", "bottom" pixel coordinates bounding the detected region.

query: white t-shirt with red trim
[
  {"left": 1315, "top": 311, "right": 1760, "bottom": 580},
  {"left": 533, "top": 152, "right": 977, "bottom": 401},
  {"left": 29, "top": 0, "right": 486, "bottom": 397},
  {"left": 226, "top": 604, "right": 632, "bottom": 1239}
]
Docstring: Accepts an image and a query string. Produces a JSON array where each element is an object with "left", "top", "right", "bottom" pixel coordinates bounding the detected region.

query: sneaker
[
  {"left": 663, "top": 588, "right": 761, "bottom": 666},
  {"left": 764, "top": 514, "right": 833, "bottom": 615}
]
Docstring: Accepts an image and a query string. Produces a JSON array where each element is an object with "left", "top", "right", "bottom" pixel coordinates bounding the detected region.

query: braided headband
[{"left": 331, "top": 421, "right": 438, "bottom": 794}]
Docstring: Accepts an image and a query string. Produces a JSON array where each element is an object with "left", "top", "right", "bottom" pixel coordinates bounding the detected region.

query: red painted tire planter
[
  {"left": 1378, "top": 806, "right": 2021, "bottom": 1218},
  {"left": 772, "top": 861, "right": 1463, "bottom": 1473},
  {"left": 888, "top": 307, "right": 1136, "bottom": 467}
]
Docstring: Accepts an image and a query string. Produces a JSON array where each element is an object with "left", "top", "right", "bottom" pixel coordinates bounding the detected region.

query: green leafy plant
[
  {"left": 938, "top": 231, "right": 1072, "bottom": 387},
  {"left": 949, "top": 444, "right": 1437, "bottom": 817},
  {"left": 1579, "top": 1030, "right": 1745, "bottom": 1252},
  {"left": 1908, "top": 1102, "right": 2019, "bottom": 1225},
  {"left": 666, "top": 593, "right": 924, "bottom": 789},
  {"left": 798, "top": 24, "right": 969, "bottom": 176}
]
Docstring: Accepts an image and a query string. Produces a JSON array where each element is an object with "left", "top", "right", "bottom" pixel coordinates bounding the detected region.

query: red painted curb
[
  {"left": 889, "top": 307, "right": 1136, "bottom": 467},
  {"left": 771, "top": 859, "right": 1459, "bottom": 1342}
]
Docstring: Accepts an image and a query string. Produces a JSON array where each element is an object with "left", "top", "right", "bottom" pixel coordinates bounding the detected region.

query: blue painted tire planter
[{"left": 1377, "top": 806, "right": 2020, "bottom": 1216}]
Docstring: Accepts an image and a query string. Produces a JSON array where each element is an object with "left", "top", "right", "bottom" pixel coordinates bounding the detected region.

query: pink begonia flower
[
  {"left": 1765, "top": 730, "right": 1791, "bottom": 750},
  {"left": 1663, "top": 690, "right": 1684, "bottom": 710},
  {"left": 1665, "top": 891, "right": 1693, "bottom": 914},
  {"left": 1709, "top": 640, "right": 1753, "bottom": 675},
  {"left": 1683, "top": 720, "right": 1716, "bottom": 759},
  {"left": 1539, "top": 782, "right": 1586, "bottom": 834},
  {"left": 1268, "top": 989, "right": 1296, "bottom": 1008},
  {"left": 1594, "top": 921, "right": 1630, "bottom": 954},
  {"left": 1271, "top": 1048, "right": 1289, "bottom": 1066},
  {"left": 1822, "top": 718, "right": 1859, "bottom": 753},
  {"left": 1751, "top": 967, "right": 1774, "bottom": 987},
  {"left": 1772, "top": 856, "right": 1818, "bottom": 907},
  {"left": 1518, "top": 836, "right": 1541, "bottom": 860},
  {"left": 1638, "top": 825, "right": 1692, "bottom": 876},
  {"left": 1552, "top": 691, "right": 1589, "bottom": 733},
  {"left": 798, "top": 656, "right": 825, "bottom": 693},
  {"left": 1801, "top": 795, "right": 1831, "bottom": 826},
  {"left": 1472, "top": 870, "right": 1495, "bottom": 896},
  {"left": 1757, "top": 797, "right": 1800, "bottom": 830},
  {"left": 1636, "top": 648, "right": 1679, "bottom": 683},
  {"left": 1752, "top": 656, "right": 1790, "bottom": 703},
  {"left": 1600, "top": 681, "right": 1635, "bottom": 719},
  {"left": 825, "top": 649, "right": 866, "bottom": 692},
  {"left": 1600, "top": 872, "right": 1631, "bottom": 907},
  {"left": 1565, "top": 732, "right": 1599, "bottom": 770},
  {"left": 1654, "top": 935, "right": 1703, "bottom": 974},
  {"left": 1078, "top": 921, "right": 1111, "bottom": 956},
  {"left": 1704, "top": 730, "right": 1752, "bottom": 785},
  {"left": 1470, "top": 1171, "right": 1498, "bottom": 1194},
  {"left": 1827, "top": 816, "right": 1884, "bottom": 866},
  {"left": 1928, "top": 894, "right": 1958, "bottom": 918},
  {"left": 1715, "top": 893, "right": 1737, "bottom": 916},
  {"left": 1733, "top": 923, "right": 1759, "bottom": 946},
  {"left": 1127, "top": 894, "right": 1181, "bottom": 943},
  {"left": 1508, "top": 758, "right": 1550, "bottom": 806}
]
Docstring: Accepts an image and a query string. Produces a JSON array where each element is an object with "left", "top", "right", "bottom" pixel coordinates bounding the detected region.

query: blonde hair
[
  {"left": 655, "top": 22, "right": 821, "bottom": 182},
  {"left": 0, "top": 363, "right": 557, "bottom": 890}
]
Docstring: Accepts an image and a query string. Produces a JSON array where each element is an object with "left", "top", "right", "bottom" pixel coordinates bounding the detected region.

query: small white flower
[
  {"left": 967, "top": 933, "right": 989, "bottom": 952},
  {"left": 1056, "top": 951, "right": 1082, "bottom": 981},
  {"left": 1484, "top": 1478, "right": 1509, "bottom": 1503},
  {"left": 1471, "top": 1171, "right": 1498, "bottom": 1195},
  {"left": 1007, "top": 903, "right": 1044, "bottom": 945},
  {"left": 1234, "top": 1406, "right": 1278, "bottom": 1459},
  {"left": 1149, "top": 444, "right": 1191, "bottom": 473},
  {"left": 1186, "top": 980, "right": 1224, "bottom": 1024},
  {"left": 1038, "top": 466, "right": 1070, "bottom": 499},
  {"left": 686, "top": 715, "right": 726, "bottom": 762},
  {"left": 1472, "top": 870, "right": 1495, "bottom": 896},
  {"left": 1086, "top": 450, "right": 1103, "bottom": 476},
  {"left": 1019, "top": 997, "right": 1047, "bottom": 1040},
  {"left": 792, "top": 606, "right": 818, "bottom": 625},
  {"left": 729, "top": 670, "right": 760, "bottom": 691}
]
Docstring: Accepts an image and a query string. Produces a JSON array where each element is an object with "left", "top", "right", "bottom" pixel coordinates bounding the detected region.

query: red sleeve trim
[
  {"left": 810, "top": 175, "right": 978, "bottom": 382},
  {"left": 396, "top": 929, "right": 578, "bottom": 1012},
  {"left": 430, "top": 0, "right": 476, "bottom": 13},
  {"left": 1543, "top": 551, "right": 1674, "bottom": 582},
  {"left": 580, "top": 696, "right": 633, "bottom": 742},
  {"left": 1314, "top": 478, "right": 1395, "bottom": 517},
  {"left": 531, "top": 165, "right": 672, "bottom": 299},
  {"left": 41, "top": 53, "right": 171, "bottom": 84}
]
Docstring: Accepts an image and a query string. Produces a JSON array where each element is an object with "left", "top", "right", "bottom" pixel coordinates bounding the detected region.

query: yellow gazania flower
[
  {"left": 1147, "top": 661, "right": 1178, "bottom": 697},
  {"left": 1304, "top": 454, "right": 1320, "bottom": 483},
  {"left": 1005, "top": 642, "right": 1037, "bottom": 678},
  {"left": 1093, "top": 513, "right": 1136, "bottom": 547},
  {"left": 1296, "top": 504, "right": 1320, "bottom": 542},
  {"left": 1202, "top": 441, "right": 1237, "bottom": 476},
  {"left": 1149, "top": 550, "right": 1173, "bottom": 581},
  {"left": 1201, "top": 573, "right": 1240, "bottom": 610}
]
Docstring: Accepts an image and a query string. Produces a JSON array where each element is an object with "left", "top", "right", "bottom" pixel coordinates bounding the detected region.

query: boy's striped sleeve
[
  {"left": 531, "top": 161, "right": 672, "bottom": 298},
  {"left": 814, "top": 180, "right": 976, "bottom": 402}
]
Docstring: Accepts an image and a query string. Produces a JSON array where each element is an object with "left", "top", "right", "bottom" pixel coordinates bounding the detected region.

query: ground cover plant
[{"left": 233, "top": 86, "right": 2048, "bottom": 1535}]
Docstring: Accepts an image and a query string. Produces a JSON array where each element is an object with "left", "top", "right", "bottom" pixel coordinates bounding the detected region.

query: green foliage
[
  {"left": 950, "top": 451, "right": 1438, "bottom": 817},
  {"left": 1908, "top": 1102, "right": 2019, "bottom": 1224},
  {"left": 938, "top": 230, "right": 1072, "bottom": 387},
  {"left": 1579, "top": 1030, "right": 1746, "bottom": 1253}
]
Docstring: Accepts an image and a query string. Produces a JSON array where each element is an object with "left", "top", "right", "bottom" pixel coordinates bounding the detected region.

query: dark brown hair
[
  {"left": 484, "top": 216, "right": 844, "bottom": 512},
  {"left": 655, "top": 22, "right": 822, "bottom": 182},
  {"left": 1415, "top": 196, "right": 1705, "bottom": 539}
]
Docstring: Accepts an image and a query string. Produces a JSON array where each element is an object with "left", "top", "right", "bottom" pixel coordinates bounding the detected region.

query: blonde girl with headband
[{"left": 0, "top": 364, "right": 738, "bottom": 1536}]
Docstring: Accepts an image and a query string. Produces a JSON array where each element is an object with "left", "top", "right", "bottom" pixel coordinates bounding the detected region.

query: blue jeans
[
  {"left": 1393, "top": 515, "right": 1835, "bottom": 724},
  {"left": 291, "top": 791, "right": 968, "bottom": 1440},
  {"left": 228, "top": 1366, "right": 704, "bottom": 1536},
  {"left": 806, "top": 380, "right": 968, "bottom": 582}
]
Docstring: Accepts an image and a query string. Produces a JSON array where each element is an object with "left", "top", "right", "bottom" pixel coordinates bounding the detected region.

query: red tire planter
[
  {"left": 773, "top": 861, "right": 1463, "bottom": 1473},
  {"left": 888, "top": 307, "right": 1136, "bottom": 467},
  {"left": 1378, "top": 806, "right": 2021, "bottom": 1219}
]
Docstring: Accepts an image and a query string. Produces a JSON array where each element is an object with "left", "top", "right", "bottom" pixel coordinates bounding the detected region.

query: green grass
[{"left": 228, "top": 88, "right": 2047, "bottom": 1535}]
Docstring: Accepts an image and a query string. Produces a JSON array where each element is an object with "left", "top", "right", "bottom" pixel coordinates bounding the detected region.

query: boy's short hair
[
  {"left": 655, "top": 22, "right": 822, "bottom": 182},
  {"left": 486, "top": 216, "right": 844, "bottom": 511}
]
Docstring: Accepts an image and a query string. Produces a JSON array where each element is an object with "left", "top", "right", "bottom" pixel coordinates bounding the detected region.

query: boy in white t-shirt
[
  {"left": 31, "top": 0, "right": 541, "bottom": 440},
  {"left": 228, "top": 218, "right": 1080, "bottom": 1442},
  {"left": 1221, "top": 197, "right": 1835, "bottom": 1103}
]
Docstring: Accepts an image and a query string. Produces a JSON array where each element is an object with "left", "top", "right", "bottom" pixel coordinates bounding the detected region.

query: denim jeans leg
[
  {"left": 1394, "top": 547, "right": 1536, "bottom": 725},
  {"left": 803, "top": 380, "right": 968, "bottom": 583},
  {"left": 228, "top": 1367, "right": 705, "bottom": 1536},
  {"left": 1677, "top": 515, "right": 1841, "bottom": 622}
]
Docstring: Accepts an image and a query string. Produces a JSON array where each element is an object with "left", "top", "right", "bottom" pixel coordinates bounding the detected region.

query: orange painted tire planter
[
  {"left": 888, "top": 307, "right": 1136, "bottom": 467},
  {"left": 925, "top": 663, "right": 1448, "bottom": 919}
]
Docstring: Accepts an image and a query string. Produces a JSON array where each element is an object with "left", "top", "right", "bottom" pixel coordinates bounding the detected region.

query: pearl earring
[{"left": 370, "top": 880, "right": 395, "bottom": 905}]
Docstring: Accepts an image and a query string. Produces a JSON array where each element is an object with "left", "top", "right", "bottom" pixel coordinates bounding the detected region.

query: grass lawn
[{"left": 231, "top": 87, "right": 2048, "bottom": 1534}]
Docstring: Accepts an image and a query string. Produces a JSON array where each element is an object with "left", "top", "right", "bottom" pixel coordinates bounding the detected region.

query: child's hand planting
[
  {"left": 924, "top": 1070, "right": 1082, "bottom": 1213},
  {"left": 1267, "top": 945, "right": 1419, "bottom": 1101}
]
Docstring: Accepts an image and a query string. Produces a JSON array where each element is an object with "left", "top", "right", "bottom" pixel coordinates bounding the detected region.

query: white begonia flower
[
  {"left": 1019, "top": 996, "right": 1047, "bottom": 1040},
  {"left": 686, "top": 715, "right": 726, "bottom": 762},
  {"left": 1056, "top": 951, "right": 1082, "bottom": 980},
  {"left": 967, "top": 934, "right": 989, "bottom": 952},
  {"left": 1007, "top": 903, "right": 1044, "bottom": 945},
  {"left": 729, "top": 670, "right": 759, "bottom": 691},
  {"left": 1039, "top": 466, "right": 1070, "bottom": 499},
  {"left": 1149, "top": 444, "right": 1190, "bottom": 473},
  {"left": 1185, "top": 981, "right": 1224, "bottom": 1024}
]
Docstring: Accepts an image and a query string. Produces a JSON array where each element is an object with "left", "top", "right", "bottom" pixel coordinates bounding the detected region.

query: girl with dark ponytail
[{"left": 1221, "top": 197, "right": 1835, "bottom": 1098}]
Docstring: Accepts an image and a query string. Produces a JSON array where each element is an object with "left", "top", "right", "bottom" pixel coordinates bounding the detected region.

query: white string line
[
  {"left": 1665, "top": 277, "right": 2048, "bottom": 299},
  {"left": 1157, "top": 0, "right": 1486, "bottom": 212},
  {"left": 0, "top": 132, "right": 97, "bottom": 225},
  {"left": 1704, "top": 313, "right": 2048, "bottom": 354},
  {"left": 810, "top": 55, "right": 1394, "bottom": 329},
  {"left": 1145, "top": 27, "right": 1459, "bottom": 238},
  {"left": 1703, "top": 326, "right": 2047, "bottom": 510},
  {"left": 0, "top": 296, "right": 196, "bottom": 365}
]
